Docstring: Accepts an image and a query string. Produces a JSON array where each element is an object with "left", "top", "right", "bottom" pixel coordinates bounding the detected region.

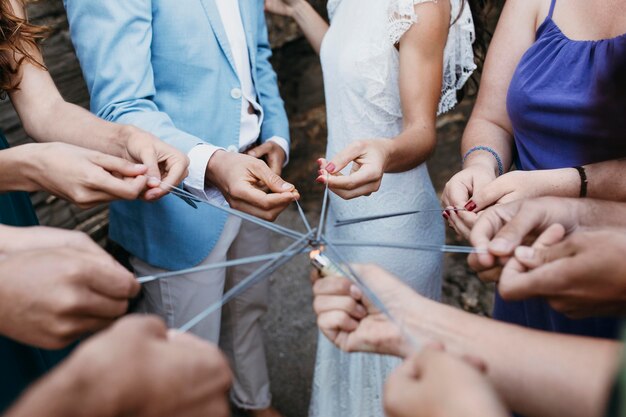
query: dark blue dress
[
  {"left": 0, "top": 133, "right": 71, "bottom": 413},
  {"left": 501, "top": 0, "right": 626, "bottom": 340}
]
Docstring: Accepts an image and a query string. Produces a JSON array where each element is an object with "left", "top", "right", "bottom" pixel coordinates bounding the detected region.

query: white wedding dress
[{"left": 309, "top": 1, "right": 476, "bottom": 416}]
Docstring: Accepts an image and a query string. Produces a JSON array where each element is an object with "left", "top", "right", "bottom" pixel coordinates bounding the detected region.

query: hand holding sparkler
[{"left": 206, "top": 150, "right": 299, "bottom": 221}]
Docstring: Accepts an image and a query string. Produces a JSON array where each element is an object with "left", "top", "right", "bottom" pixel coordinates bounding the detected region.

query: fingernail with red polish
[
  {"left": 442, "top": 212, "right": 449, "bottom": 220},
  {"left": 315, "top": 177, "right": 325, "bottom": 184},
  {"left": 326, "top": 163, "right": 336, "bottom": 173},
  {"left": 465, "top": 201, "right": 477, "bottom": 212}
]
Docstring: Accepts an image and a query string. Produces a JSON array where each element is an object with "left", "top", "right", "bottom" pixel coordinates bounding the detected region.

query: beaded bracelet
[{"left": 462, "top": 146, "right": 505, "bottom": 177}]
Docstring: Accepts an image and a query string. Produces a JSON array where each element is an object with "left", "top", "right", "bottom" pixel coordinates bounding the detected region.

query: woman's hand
[
  {"left": 264, "top": 0, "right": 302, "bottom": 17},
  {"left": 17, "top": 142, "right": 150, "bottom": 208},
  {"left": 316, "top": 139, "right": 392, "bottom": 200},
  {"left": 441, "top": 163, "right": 497, "bottom": 239},
  {"left": 117, "top": 126, "right": 190, "bottom": 201},
  {"left": 311, "top": 263, "right": 422, "bottom": 357}
]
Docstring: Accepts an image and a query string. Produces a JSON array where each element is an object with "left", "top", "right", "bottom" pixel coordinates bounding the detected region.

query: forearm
[
  {"left": 384, "top": 123, "right": 436, "bottom": 173},
  {"left": 585, "top": 159, "right": 626, "bottom": 201},
  {"left": 406, "top": 299, "right": 621, "bottom": 417},
  {"left": 461, "top": 117, "right": 515, "bottom": 176},
  {"left": 290, "top": 1, "right": 329, "bottom": 55}
]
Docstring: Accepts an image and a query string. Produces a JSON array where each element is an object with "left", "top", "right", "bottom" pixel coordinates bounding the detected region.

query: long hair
[
  {"left": 0, "top": 0, "right": 48, "bottom": 92},
  {"left": 457, "top": 0, "right": 496, "bottom": 100}
]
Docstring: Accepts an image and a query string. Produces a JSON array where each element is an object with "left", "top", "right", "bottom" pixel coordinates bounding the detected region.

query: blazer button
[
  {"left": 227, "top": 145, "right": 239, "bottom": 153},
  {"left": 230, "top": 88, "right": 242, "bottom": 99}
]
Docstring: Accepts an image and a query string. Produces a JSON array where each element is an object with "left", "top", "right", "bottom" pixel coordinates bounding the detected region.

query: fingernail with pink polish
[{"left": 326, "top": 163, "right": 336, "bottom": 173}]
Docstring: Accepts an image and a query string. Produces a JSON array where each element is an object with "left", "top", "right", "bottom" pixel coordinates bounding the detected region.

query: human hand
[
  {"left": 312, "top": 263, "right": 421, "bottom": 357},
  {"left": 21, "top": 142, "right": 150, "bottom": 208},
  {"left": 0, "top": 245, "right": 140, "bottom": 349},
  {"left": 384, "top": 348, "right": 507, "bottom": 417},
  {"left": 264, "top": 0, "right": 303, "bottom": 16},
  {"left": 0, "top": 224, "right": 105, "bottom": 255},
  {"left": 441, "top": 164, "right": 497, "bottom": 239},
  {"left": 8, "top": 316, "right": 231, "bottom": 417},
  {"left": 118, "top": 126, "right": 190, "bottom": 201},
  {"left": 468, "top": 197, "right": 583, "bottom": 282},
  {"left": 206, "top": 150, "right": 298, "bottom": 221},
  {"left": 246, "top": 141, "right": 286, "bottom": 175},
  {"left": 498, "top": 229, "right": 626, "bottom": 318},
  {"left": 316, "top": 139, "right": 392, "bottom": 200}
]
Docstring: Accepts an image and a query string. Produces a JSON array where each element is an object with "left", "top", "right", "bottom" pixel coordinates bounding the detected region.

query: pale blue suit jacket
[{"left": 64, "top": 0, "right": 290, "bottom": 270}]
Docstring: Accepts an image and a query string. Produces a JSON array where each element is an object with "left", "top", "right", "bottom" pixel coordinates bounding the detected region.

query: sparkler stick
[
  {"left": 137, "top": 250, "right": 301, "bottom": 284},
  {"left": 329, "top": 240, "right": 486, "bottom": 254},
  {"left": 335, "top": 208, "right": 467, "bottom": 228},
  {"left": 316, "top": 177, "right": 330, "bottom": 243},
  {"left": 322, "top": 240, "right": 422, "bottom": 351},
  {"left": 295, "top": 199, "right": 313, "bottom": 234},
  {"left": 154, "top": 179, "right": 305, "bottom": 241},
  {"left": 178, "top": 231, "right": 315, "bottom": 333}
]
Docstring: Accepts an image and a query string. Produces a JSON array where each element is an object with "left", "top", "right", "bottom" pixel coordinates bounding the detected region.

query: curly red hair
[{"left": 0, "top": 0, "right": 48, "bottom": 92}]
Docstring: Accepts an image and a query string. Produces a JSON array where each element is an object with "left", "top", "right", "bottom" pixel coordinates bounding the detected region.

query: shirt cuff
[
  {"left": 266, "top": 136, "right": 290, "bottom": 167},
  {"left": 184, "top": 144, "right": 227, "bottom": 205}
]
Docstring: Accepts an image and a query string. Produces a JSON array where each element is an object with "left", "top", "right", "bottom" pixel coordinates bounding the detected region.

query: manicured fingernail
[
  {"left": 489, "top": 238, "right": 512, "bottom": 254},
  {"left": 315, "top": 176, "right": 325, "bottom": 184},
  {"left": 282, "top": 182, "right": 295, "bottom": 190},
  {"left": 515, "top": 246, "right": 535, "bottom": 261},
  {"left": 442, "top": 212, "right": 449, "bottom": 220},
  {"left": 326, "top": 163, "right": 336, "bottom": 173},
  {"left": 465, "top": 201, "right": 477, "bottom": 212}
]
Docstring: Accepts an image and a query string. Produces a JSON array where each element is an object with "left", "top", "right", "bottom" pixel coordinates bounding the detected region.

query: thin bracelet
[
  {"left": 463, "top": 146, "right": 504, "bottom": 177},
  {"left": 574, "top": 166, "right": 588, "bottom": 198}
]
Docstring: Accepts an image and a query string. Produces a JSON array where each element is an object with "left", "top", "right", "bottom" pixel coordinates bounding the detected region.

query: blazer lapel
[
  {"left": 238, "top": 0, "right": 257, "bottom": 74},
  {"left": 199, "top": 0, "right": 237, "bottom": 73}
]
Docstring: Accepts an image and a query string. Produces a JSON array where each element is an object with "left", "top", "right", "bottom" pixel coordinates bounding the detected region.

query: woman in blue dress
[
  {"left": 443, "top": 0, "right": 626, "bottom": 340},
  {"left": 0, "top": 0, "right": 189, "bottom": 410}
]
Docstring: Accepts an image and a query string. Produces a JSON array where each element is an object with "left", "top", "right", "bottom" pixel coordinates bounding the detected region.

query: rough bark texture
[{"left": 1, "top": 2, "right": 497, "bottom": 416}]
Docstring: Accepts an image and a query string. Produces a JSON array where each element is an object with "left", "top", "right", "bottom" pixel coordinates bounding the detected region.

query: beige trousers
[{"left": 130, "top": 216, "right": 272, "bottom": 409}]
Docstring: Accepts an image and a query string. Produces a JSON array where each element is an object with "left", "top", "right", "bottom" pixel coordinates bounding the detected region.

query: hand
[
  {"left": 498, "top": 229, "right": 626, "bottom": 318},
  {"left": 316, "top": 139, "right": 391, "bottom": 200},
  {"left": 312, "top": 264, "right": 420, "bottom": 357},
  {"left": 384, "top": 348, "right": 507, "bottom": 417},
  {"left": 466, "top": 169, "right": 580, "bottom": 215},
  {"left": 118, "top": 126, "right": 190, "bottom": 201},
  {"left": 6, "top": 316, "right": 232, "bottom": 417},
  {"left": 21, "top": 142, "right": 150, "bottom": 208},
  {"left": 468, "top": 198, "right": 584, "bottom": 282},
  {"left": 264, "top": 0, "right": 303, "bottom": 16},
  {"left": 207, "top": 150, "right": 299, "bottom": 221},
  {"left": 246, "top": 141, "right": 286, "bottom": 175},
  {"left": 0, "top": 246, "right": 140, "bottom": 349},
  {"left": 0, "top": 224, "right": 105, "bottom": 255},
  {"left": 441, "top": 164, "right": 497, "bottom": 239}
]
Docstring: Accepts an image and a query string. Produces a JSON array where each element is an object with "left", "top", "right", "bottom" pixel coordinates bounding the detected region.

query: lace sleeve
[
  {"left": 327, "top": 0, "right": 343, "bottom": 21},
  {"left": 388, "top": 0, "right": 477, "bottom": 114},
  {"left": 388, "top": 0, "right": 437, "bottom": 45}
]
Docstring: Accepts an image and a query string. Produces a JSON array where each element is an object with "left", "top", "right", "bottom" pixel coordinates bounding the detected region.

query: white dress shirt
[{"left": 185, "top": 0, "right": 289, "bottom": 198}]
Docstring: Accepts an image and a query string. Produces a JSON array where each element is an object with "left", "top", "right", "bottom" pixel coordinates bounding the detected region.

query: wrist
[
  {"left": 463, "top": 147, "right": 503, "bottom": 177},
  {"left": 380, "top": 138, "right": 396, "bottom": 172},
  {"left": 112, "top": 125, "right": 139, "bottom": 158},
  {"left": 205, "top": 149, "right": 229, "bottom": 189},
  {"left": 12, "top": 144, "right": 47, "bottom": 192}
]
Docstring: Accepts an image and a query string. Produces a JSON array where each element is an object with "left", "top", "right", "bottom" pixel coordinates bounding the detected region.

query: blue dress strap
[{"left": 547, "top": 0, "right": 557, "bottom": 19}]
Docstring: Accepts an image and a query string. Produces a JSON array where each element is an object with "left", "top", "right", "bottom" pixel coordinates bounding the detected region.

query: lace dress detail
[{"left": 308, "top": 0, "right": 458, "bottom": 416}]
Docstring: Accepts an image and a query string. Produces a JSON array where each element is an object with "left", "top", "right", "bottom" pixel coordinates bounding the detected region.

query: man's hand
[
  {"left": 0, "top": 245, "right": 140, "bottom": 349},
  {"left": 498, "top": 229, "right": 626, "bottom": 318},
  {"left": 246, "top": 141, "right": 286, "bottom": 175},
  {"left": 384, "top": 348, "right": 507, "bottom": 417},
  {"left": 118, "top": 126, "right": 190, "bottom": 201},
  {"left": 311, "top": 264, "right": 420, "bottom": 357},
  {"left": 0, "top": 225, "right": 104, "bottom": 255},
  {"left": 5, "top": 316, "right": 232, "bottom": 417},
  {"left": 207, "top": 150, "right": 298, "bottom": 221}
]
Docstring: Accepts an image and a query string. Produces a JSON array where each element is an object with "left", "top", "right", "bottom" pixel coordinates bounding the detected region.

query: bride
[{"left": 265, "top": 0, "right": 484, "bottom": 415}]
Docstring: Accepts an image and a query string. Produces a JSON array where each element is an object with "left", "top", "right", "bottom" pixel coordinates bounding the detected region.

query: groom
[{"left": 64, "top": 1, "right": 291, "bottom": 416}]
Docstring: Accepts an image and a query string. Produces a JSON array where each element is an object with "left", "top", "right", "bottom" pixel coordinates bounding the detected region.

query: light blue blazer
[{"left": 64, "top": 0, "right": 290, "bottom": 270}]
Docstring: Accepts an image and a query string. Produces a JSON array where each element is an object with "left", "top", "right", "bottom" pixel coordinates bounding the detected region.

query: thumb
[
  {"left": 513, "top": 229, "right": 574, "bottom": 270},
  {"left": 253, "top": 161, "right": 295, "bottom": 193},
  {"left": 327, "top": 142, "right": 365, "bottom": 174}
]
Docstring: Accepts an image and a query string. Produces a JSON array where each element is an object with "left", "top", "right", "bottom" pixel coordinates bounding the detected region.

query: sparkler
[{"left": 142, "top": 178, "right": 483, "bottom": 349}]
